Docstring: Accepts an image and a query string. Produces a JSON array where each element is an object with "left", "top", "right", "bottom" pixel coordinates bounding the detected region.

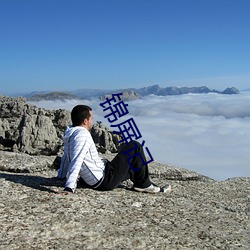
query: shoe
[{"left": 133, "top": 183, "right": 171, "bottom": 193}]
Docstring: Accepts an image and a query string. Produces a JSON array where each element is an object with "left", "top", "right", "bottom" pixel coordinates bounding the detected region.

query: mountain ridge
[{"left": 8, "top": 84, "right": 240, "bottom": 101}]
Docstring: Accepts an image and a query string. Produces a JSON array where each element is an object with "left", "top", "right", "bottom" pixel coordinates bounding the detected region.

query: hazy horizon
[
  {"left": 29, "top": 91, "right": 250, "bottom": 181},
  {"left": 2, "top": 83, "right": 250, "bottom": 98}
]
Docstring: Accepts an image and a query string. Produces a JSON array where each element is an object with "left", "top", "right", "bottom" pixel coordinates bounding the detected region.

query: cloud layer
[{"left": 30, "top": 92, "right": 250, "bottom": 180}]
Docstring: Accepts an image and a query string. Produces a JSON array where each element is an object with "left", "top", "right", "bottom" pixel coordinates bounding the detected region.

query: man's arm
[{"left": 64, "top": 131, "right": 90, "bottom": 193}]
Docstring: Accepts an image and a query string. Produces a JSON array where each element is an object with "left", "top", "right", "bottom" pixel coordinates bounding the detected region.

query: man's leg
[{"left": 97, "top": 141, "right": 151, "bottom": 191}]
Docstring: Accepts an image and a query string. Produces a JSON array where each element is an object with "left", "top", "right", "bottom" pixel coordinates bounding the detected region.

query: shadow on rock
[{"left": 0, "top": 172, "right": 65, "bottom": 193}]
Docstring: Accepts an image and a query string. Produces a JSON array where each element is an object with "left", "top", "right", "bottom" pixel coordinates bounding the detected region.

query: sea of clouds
[{"left": 29, "top": 92, "right": 250, "bottom": 181}]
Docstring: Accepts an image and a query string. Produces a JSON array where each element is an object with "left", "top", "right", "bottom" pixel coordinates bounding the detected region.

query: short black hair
[{"left": 71, "top": 105, "right": 92, "bottom": 126}]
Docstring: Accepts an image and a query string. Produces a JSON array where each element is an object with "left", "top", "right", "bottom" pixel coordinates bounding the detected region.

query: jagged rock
[
  {"left": 91, "top": 121, "right": 123, "bottom": 153},
  {"left": 53, "top": 109, "right": 71, "bottom": 131},
  {"left": 17, "top": 112, "right": 60, "bottom": 155},
  {"left": 0, "top": 96, "right": 123, "bottom": 155},
  {"left": 0, "top": 96, "right": 67, "bottom": 155}
]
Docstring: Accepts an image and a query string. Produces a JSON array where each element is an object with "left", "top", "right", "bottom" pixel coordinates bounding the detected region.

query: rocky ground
[{"left": 0, "top": 151, "right": 249, "bottom": 249}]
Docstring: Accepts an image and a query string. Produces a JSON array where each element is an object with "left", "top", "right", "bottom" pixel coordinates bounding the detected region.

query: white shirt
[{"left": 57, "top": 126, "right": 105, "bottom": 192}]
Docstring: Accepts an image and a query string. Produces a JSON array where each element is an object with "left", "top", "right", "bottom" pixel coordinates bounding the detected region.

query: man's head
[{"left": 71, "top": 105, "right": 93, "bottom": 131}]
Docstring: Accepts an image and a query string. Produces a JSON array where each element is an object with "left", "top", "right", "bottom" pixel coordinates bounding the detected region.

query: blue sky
[{"left": 0, "top": 0, "right": 250, "bottom": 95}]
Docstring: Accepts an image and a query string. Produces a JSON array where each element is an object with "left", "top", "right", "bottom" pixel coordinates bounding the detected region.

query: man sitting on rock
[{"left": 57, "top": 105, "right": 171, "bottom": 194}]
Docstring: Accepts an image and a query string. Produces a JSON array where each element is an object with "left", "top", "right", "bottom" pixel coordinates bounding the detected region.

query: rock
[
  {"left": 0, "top": 96, "right": 66, "bottom": 155},
  {"left": 0, "top": 151, "right": 55, "bottom": 173},
  {"left": 0, "top": 96, "right": 119, "bottom": 155},
  {"left": 91, "top": 121, "right": 123, "bottom": 153}
]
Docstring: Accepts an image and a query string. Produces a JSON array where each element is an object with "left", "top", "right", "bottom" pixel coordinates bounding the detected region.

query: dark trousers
[{"left": 97, "top": 141, "right": 152, "bottom": 191}]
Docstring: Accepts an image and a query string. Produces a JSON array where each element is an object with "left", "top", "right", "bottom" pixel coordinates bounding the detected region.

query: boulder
[
  {"left": 0, "top": 96, "right": 122, "bottom": 155},
  {"left": 0, "top": 96, "right": 66, "bottom": 155},
  {"left": 91, "top": 121, "right": 123, "bottom": 153}
]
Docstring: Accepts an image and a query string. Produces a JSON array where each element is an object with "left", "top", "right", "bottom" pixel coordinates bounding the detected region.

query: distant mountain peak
[
  {"left": 222, "top": 87, "right": 240, "bottom": 94},
  {"left": 27, "top": 91, "right": 81, "bottom": 101}
]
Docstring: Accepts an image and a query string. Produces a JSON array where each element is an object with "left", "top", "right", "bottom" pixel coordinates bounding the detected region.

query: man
[{"left": 58, "top": 105, "right": 171, "bottom": 194}]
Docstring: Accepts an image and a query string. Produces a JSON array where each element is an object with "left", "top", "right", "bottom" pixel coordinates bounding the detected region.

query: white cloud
[{"left": 29, "top": 92, "right": 250, "bottom": 180}]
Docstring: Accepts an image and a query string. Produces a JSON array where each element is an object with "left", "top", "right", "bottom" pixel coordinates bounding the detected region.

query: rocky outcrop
[
  {"left": 0, "top": 96, "right": 122, "bottom": 155},
  {"left": 91, "top": 121, "right": 123, "bottom": 153},
  {"left": 0, "top": 96, "right": 69, "bottom": 155}
]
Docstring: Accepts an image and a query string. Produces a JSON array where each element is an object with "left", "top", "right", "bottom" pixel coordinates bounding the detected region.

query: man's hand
[
  {"left": 58, "top": 187, "right": 74, "bottom": 195},
  {"left": 63, "top": 187, "right": 74, "bottom": 193},
  {"left": 59, "top": 190, "right": 73, "bottom": 195}
]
